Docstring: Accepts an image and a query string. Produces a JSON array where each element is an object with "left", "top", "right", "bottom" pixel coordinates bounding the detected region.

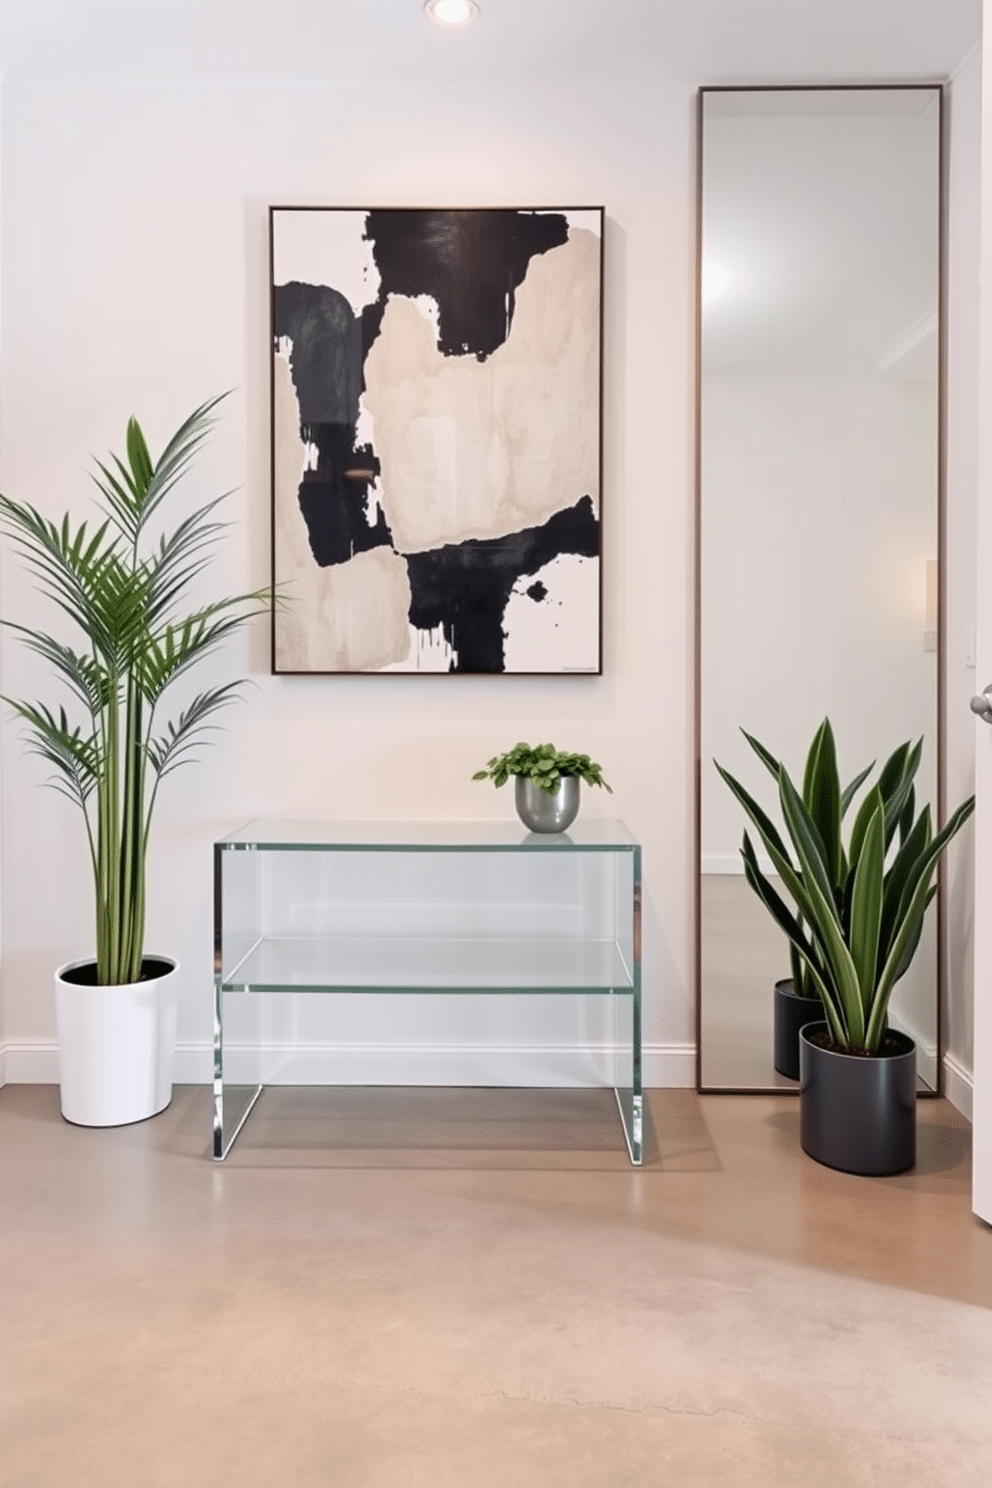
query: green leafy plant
[
  {"left": 0, "top": 396, "right": 265, "bottom": 986},
  {"left": 715, "top": 718, "right": 974, "bottom": 1054},
  {"left": 473, "top": 741, "right": 612, "bottom": 793}
]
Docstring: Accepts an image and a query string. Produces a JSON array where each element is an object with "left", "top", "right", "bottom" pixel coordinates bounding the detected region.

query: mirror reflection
[{"left": 697, "top": 86, "right": 942, "bottom": 1093}]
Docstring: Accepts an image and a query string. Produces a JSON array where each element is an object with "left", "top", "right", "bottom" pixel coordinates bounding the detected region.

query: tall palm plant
[{"left": 0, "top": 396, "right": 263, "bottom": 985}]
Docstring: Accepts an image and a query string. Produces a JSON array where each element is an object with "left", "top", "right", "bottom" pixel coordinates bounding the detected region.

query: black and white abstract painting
[{"left": 270, "top": 207, "right": 603, "bottom": 674}]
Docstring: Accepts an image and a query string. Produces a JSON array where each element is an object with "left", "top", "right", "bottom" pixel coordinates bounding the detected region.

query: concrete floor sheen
[{"left": 1, "top": 1086, "right": 990, "bottom": 1487}]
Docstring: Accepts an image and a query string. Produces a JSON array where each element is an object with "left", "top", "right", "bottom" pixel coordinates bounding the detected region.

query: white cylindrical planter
[{"left": 55, "top": 956, "right": 179, "bottom": 1126}]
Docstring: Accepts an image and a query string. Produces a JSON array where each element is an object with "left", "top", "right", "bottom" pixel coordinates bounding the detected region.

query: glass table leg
[
  {"left": 213, "top": 976, "right": 263, "bottom": 1160},
  {"left": 612, "top": 986, "right": 643, "bottom": 1164},
  {"left": 612, "top": 862, "right": 643, "bottom": 1164}
]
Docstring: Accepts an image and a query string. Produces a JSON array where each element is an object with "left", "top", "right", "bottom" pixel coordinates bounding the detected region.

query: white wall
[
  {"left": 945, "top": 45, "right": 982, "bottom": 1117},
  {"left": 0, "top": 68, "right": 981, "bottom": 1103},
  {"left": 0, "top": 79, "right": 697, "bottom": 1086},
  {"left": 973, "top": 2, "right": 992, "bottom": 1221},
  {"left": 701, "top": 373, "right": 939, "bottom": 869},
  {"left": 700, "top": 371, "right": 942, "bottom": 1068}
]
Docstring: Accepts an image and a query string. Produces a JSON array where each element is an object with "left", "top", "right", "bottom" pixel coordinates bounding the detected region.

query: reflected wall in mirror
[{"left": 697, "top": 86, "right": 943, "bottom": 1094}]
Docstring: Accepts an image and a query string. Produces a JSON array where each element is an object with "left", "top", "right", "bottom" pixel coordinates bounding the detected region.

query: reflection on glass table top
[
  {"left": 217, "top": 819, "right": 639, "bottom": 850},
  {"left": 219, "top": 935, "right": 635, "bottom": 991}
]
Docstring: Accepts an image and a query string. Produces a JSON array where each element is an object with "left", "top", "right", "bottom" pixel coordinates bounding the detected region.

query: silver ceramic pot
[{"left": 515, "top": 775, "right": 580, "bottom": 833}]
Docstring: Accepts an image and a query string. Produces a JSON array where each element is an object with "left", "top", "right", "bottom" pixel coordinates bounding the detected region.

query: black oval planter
[
  {"left": 773, "top": 978, "right": 823, "bottom": 1080},
  {"left": 799, "top": 1022, "right": 916, "bottom": 1176}
]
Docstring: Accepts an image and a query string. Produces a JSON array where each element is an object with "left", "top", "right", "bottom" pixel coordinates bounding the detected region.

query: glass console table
[{"left": 213, "top": 819, "right": 642, "bottom": 1163}]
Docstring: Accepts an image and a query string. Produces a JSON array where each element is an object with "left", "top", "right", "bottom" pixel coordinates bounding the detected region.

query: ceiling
[{"left": 0, "top": 0, "right": 980, "bottom": 88}]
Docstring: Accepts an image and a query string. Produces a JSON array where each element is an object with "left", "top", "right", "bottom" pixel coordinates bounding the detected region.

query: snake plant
[
  {"left": 715, "top": 719, "right": 974, "bottom": 1054},
  {"left": 0, "top": 397, "right": 264, "bottom": 985}
]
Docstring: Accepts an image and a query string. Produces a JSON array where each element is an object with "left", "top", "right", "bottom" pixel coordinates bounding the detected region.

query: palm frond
[
  {"left": 3, "top": 698, "right": 99, "bottom": 806},
  {"left": 138, "top": 599, "right": 264, "bottom": 704},
  {"left": 0, "top": 398, "right": 265, "bottom": 984},
  {"left": 5, "top": 625, "right": 114, "bottom": 715},
  {"left": 145, "top": 683, "right": 247, "bottom": 778}
]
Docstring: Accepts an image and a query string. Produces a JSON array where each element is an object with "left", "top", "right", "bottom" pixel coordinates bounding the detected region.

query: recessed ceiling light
[{"left": 425, "top": 0, "right": 479, "bottom": 26}]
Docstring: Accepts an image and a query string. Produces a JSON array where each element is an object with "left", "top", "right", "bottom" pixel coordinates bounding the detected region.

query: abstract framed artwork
[{"left": 270, "top": 207, "right": 603, "bottom": 674}]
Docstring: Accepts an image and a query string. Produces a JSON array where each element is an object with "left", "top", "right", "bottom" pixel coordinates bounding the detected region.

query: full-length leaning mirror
[{"left": 696, "top": 85, "right": 943, "bottom": 1094}]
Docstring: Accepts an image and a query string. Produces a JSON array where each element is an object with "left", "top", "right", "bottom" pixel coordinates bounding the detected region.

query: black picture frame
[{"left": 270, "top": 206, "right": 604, "bottom": 676}]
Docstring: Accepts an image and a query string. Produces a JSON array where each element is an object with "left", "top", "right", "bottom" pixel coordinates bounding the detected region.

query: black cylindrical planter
[
  {"left": 799, "top": 1023, "right": 916, "bottom": 1175},
  {"left": 773, "top": 978, "right": 823, "bottom": 1080}
]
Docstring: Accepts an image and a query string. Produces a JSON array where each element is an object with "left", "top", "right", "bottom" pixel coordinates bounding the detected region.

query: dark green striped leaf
[
  {"left": 849, "top": 801, "right": 884, "bottom": 1012},
  {"left": 841, "top": 760, "right": 874, "bottom": 817},
  {"left": 848, "top": 784, "right": 883, "bottom": 877},
  {"left": 802, "top": 718, "right": 842, "bottom": 888},
  {"left": 779, "top": 767, "right": 865, "bottom": 1046},
  {"left": 741, "top": 729, "right": 781, "bottom": 781}
]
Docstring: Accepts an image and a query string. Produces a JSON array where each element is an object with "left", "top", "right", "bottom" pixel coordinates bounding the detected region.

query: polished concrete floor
[{"left": 1, "top": 1083, "right": 990, "bottom": 1487}]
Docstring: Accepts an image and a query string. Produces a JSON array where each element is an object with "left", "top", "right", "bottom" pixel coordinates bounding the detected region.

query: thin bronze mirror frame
[{"left": 693, "top": 82, "right": 947, "bottom": 1097}]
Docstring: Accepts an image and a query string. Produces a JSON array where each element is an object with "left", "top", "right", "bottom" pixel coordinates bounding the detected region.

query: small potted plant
[
  {"left": 716, "top": 718, "right": 974, "bottom": 1174},
  {"left": 0, "top": 396, "right": 264, "bottom": 1127},
  {"left": 473, "top": 741, "right": 612, "bottom": 833}
]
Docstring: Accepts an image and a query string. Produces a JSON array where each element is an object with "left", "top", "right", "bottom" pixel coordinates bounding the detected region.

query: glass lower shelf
[{"left": 221, "top": 935, "right": 634, "bottom": 992}]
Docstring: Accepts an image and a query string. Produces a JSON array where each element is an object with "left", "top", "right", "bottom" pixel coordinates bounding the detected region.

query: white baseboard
[
  {"left": 0, "top": 1039, "right": 697, "bottom": 1090},
  {"left": 702, "top": 853, "right": 774, "bottom": 875},
  {"left": 0, "top": 1040, "right": 60, "bottom": 1085},
  {"left": 643, "top": 1043, "right": 696, "bottom": 1088},
  {"left": 885, "top": 1008, "right": 938, "bottom": 1091},
  {"left": 702, "top": 854, "right": 744, "bottom": 874},
  {"left": 943, "top": 1053, "right": 973, "bottom": 1122}
]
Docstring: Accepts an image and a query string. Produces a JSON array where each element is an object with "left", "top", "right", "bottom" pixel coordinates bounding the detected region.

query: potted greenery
[
  {"left": 0, "top": 397, "right": 263, "bottom": 1127},
  {"left": 716, "top": 719, "right": 974, "bottom": 1174},
  {"left": 473, "top": 741, "right": 612, "bottom": 833},
  {"left": 736, "top": 725, "right": 876, "bottom": 1080}
]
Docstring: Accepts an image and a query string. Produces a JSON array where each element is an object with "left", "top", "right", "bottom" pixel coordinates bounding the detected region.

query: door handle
[{"left": 970, "top": 685, "right": 992, "bottom": 724}]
